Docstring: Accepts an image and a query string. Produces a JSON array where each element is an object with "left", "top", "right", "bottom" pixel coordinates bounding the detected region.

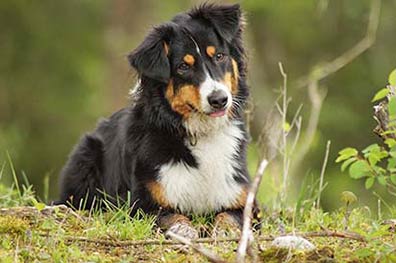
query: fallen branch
[
  {"left": 302, "top": 229, "right": 367, "bottom": 242},
  {"left": 37, "top": 229, "right": 366, "bottom": 248},
  {"left": 236, "top": 159, "right": 269, "bottom": 263},
  {"left": 166, "top": 231, "right": 227, "bottom": 263}
]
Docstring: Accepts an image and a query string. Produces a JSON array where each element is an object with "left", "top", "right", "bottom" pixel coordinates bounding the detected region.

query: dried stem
[
  {"left": 279, "top": 62, "right": 289, "bottom": 205},
  {"left": 236, "top": 159, "right": 269, "bottom": 263},
  {"left": 316, "top": 140, "right": 331, "bottom": 209}
]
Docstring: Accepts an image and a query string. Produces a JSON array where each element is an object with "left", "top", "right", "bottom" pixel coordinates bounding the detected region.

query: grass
[
  {"left": 1, "top": 160, "right": 396, "bottom": 262},
  {"left": 1, "top": 183, "right": 396, "bottom": 262}
]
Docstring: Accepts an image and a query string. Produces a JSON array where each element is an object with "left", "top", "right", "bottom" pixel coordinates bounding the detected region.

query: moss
[{"left": 0, "top": 215, "right": 29, "bottom": 235}]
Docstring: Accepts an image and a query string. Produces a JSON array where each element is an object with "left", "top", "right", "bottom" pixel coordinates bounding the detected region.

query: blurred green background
[{"left": 1, "top": 0, "right": 395, "bottom": 211}]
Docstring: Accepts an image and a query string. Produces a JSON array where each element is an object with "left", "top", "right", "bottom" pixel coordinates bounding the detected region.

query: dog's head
[{"left": 128, "top": 4, "right": 247, "bottom": 127}]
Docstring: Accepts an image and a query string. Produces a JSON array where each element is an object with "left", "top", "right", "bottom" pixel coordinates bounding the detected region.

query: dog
[{"left": 58, "top": 3, "right": 259, "bottom": 239}]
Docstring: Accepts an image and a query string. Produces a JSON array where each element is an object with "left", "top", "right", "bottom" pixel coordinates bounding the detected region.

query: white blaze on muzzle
[{"left": 199, "top": 74, "right": 232, "bottom": 114}]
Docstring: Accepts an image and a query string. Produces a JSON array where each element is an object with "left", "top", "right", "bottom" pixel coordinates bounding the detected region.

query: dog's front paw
[
  {"left": 212, "top": 212, "right": 241, "bottom": 238},
  {"left": 166, "top": 222, "right": 199, "bottom": 240}
]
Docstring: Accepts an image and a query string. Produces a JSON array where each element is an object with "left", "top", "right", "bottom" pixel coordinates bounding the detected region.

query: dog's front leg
[
  {"left": 158, "top": 213, "right": 199, "bottom": 240},
  {"left": 212, "top": 210, "right": 243, "bottom": 238}
]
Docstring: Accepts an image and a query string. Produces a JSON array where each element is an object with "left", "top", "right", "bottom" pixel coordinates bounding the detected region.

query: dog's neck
[{"left": 183, "top": 113, "right": 231, "bottom": 143}]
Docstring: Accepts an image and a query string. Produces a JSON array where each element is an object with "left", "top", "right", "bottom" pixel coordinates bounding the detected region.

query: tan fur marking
[
  {"left": 146, "top": 181, "right": 170, "bottom": 208},
  {"left": 163, "top": 42, "right": 169, "bottom": 56},
  {"left": 183, "top": 54, "right": 195, "bottom": 66},
  {"left": 166, "top": 82, "right": 201, "bottom": 119},
  {"left": 206, "top": 46, "right": 216, "bottom": 57},
  {"left": 158, "top": 214, "right": 192, "bottom": 230},
  {"left": 231, "top": 59, "right": 239, "bottom": 94},
  {"left": 166, "top": 79, "right": 174, "bottom": 98},
  {"left": 230, "top": 188, "right": 248, "bottom": 209},
  {"left": 222, "top": 59, "right": 239, "bottom": 95},
  {"left": 214, "top": 212, "right": 241, "bottom": 229}
]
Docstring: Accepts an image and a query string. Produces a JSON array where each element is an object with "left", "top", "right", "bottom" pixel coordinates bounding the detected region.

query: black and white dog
[{"left": 58, "top": 4, "right": 258, "bottom": 238}]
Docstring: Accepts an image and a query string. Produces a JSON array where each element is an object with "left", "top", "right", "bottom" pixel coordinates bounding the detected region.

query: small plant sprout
[{"left": 341, "top": 191, "right": 357, "bottom": 230}]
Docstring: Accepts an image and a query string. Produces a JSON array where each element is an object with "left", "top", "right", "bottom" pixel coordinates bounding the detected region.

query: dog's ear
[
  {"left": 190, "top": 4, "right": 242, "bottom": 43},
  {"left": 128, "top": 23, "right": 174, "bottom": 83}
]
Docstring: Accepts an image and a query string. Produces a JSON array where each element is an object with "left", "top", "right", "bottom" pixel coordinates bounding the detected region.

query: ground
[{"left": 0, "top": 184, "right": 396, "bottom": 262}]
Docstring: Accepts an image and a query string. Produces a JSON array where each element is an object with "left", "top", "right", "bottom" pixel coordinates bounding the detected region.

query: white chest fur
[{"left": 158, "top": 122, "right": 245, "bottom": 214}]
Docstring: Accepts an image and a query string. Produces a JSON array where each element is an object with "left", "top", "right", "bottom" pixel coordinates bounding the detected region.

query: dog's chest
[{"left": 158, "top": 123, "right": 244, "bottom": 214}]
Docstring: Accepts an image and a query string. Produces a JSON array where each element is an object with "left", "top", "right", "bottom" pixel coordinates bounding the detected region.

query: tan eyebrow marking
[
  {"left": 163, "top": 42, "right": 169, "bottom": 56},
  {"left": 206, "top": 46, "right": 216, "bottom": 57},
  {"left": 183, "top": 54, "right": 195, "bottom": 66}
]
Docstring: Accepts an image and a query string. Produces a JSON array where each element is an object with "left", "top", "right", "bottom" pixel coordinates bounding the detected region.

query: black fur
[{"left": 58, "top": 4, "right": 257, "bottom": 229}]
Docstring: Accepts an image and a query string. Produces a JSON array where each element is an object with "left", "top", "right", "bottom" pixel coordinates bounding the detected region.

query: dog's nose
[{"left": 207, "top": 90, "right": 228, "bottom": 110}]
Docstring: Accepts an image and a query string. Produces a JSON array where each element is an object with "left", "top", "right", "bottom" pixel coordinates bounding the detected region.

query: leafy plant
[{"left": 337, "top": 69, "right": 396, "bottom": 195}]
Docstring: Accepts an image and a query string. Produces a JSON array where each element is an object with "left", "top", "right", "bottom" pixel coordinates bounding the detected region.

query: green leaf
[
  {"left": 371, "top": 88, "right": 389, "bottom": 102},
  {"left": 362, "top": 144, "right": 380, "bottom": 154},
  {"left": 373, "top": 165, "right": 386, "bottom": 175},
  {"left": 349, "top": 160, "right": 370, "bottom": 179},
  {"left": 389, "top": 69, "right": 396, "bottom": 86},
  {"left": 377, "top": 176, "right": 387, "bottom": 186},
  {"left": 385, "top": 138, "right": 396, "bottom": 148},
  {"left": 389, "top": 97, "right": 396, "bottom": 118},
  {"left": 368, "top": 155, "right": 379, "bottom": 166},
  {"left": 381, "top": 130, "right": 396, "bottom": 136},
  {"left": 341, "top": 157, "right": 357, "bottom": 172},
  {"left": 34, "top": 202, "right": 46, "bottom": 211},
  {"left": 387, "top": 158, "right": 396, "bottom": 170},
  {"left": 365, "top": 177, "right": 375, "bottom": 189},
  {"left": 367, "top": 151, "right": 388, "bottom": 166},
  {"left": 390, "top": 174, "right": 396, "bottom": 185},
  {"left": 283, "top": 122, "right": 291, "bottom": 132},
  {"left": 336, "top": 148, "right": 358, "bottom": 163}
]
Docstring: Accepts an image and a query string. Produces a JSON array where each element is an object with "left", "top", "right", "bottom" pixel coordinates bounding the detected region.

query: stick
[
  {"left": 59, "top": 230, "right": 365, "bottom": 246},
  {"left": 316, "top": 140, "right": 331, "bottom": 209},
  {"left": 236, "top": 159, "right": 269, "bottom": 263},
  {"left": 166, "top": 231, "right": 227, "bottom": 263},
  {"left": 38, "top": 229, "right": 366, "bottom": 248}
]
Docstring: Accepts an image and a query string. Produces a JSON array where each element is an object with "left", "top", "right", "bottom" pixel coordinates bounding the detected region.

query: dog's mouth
[
  {"left": 187, "top": 102, "right": 228, "bottom": 118},
  {"left": 208, "top": 109, "right": 227, "bottom": 117}
]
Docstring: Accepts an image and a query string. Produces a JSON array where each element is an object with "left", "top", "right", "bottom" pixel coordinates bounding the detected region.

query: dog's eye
[
  {"left": 177, "top": 62, "right": 190, "bottom": 72},
  {"left": 215, "top": 52, "right": 226, "bottom": 62}
]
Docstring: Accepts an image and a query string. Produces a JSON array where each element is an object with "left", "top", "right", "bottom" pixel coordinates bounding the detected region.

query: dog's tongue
[{"left": 209, "top": 110, "right": 226, "bottom": 117}]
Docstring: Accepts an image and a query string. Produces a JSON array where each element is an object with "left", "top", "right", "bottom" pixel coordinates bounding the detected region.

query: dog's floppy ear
[
  {"left": 128, "top": 23, "right": 174, "bottom": 83},
  {"left": 189, "top": 4, "right": 242, "bottom": 43}
]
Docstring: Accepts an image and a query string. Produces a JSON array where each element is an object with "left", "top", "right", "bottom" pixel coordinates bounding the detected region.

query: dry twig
[
  {"left": 37, "top": 229, "right": 366, "bottom": 248},
  {"left": 279, "top": 63, "right": 290, "bottom": 204},
  {"left": 236, "top": 159, "right": 269, "bottom": 263},
  {"left": 316, "top": 140, "right": 331, "bottom": 209}
]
